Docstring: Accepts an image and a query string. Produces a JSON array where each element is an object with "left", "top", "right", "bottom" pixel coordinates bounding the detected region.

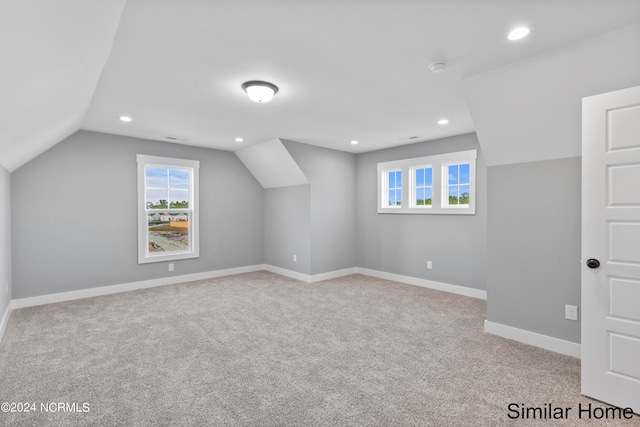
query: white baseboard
[
  {"left": 484, "top": 320, "right": 581, "bottom": 358},
  {"left": 10, "top": 264, "right": 266, "bottom": 310},
  {"left": 264, "top": 264, "right": 312, "bottom": 282},
  {"left": 263, "top": 265, "right": 356, "bottom": 283},
  {"left": 355, "top": 267, "right": 487, "bottom": 300},
  {"left": 310, "top": 267, "right": 357, "bottom": 283},
  {"left": 0, "top": 302, "right": 11, "bottom": 344},
  {"left": 9, "top": 264, "right": 353, "bottom": 312},
  {"left": 3, "top": 265, "right": 581, "bottom": 362}
]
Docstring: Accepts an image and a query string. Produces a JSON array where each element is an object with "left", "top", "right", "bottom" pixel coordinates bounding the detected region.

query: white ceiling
[
  {"left": 463, "top": 22, "right": 640, "bottom": 166},
  {"left": 236, "top": 139, "right": 309, "bottom": 189},
  {"left": 1, "top": 0, "right": 640, "bottom": 171}
]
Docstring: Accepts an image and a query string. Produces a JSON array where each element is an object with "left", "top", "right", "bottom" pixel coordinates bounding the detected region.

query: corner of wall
[
  {"left": 0, "top": 165, "right": 11, "bottom": 343},
  {"left": 486, "top": 157, "right": 581, "bottom": 345}
]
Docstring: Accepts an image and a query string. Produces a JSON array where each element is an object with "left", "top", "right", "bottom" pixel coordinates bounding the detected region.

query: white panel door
[{"left": 582, "top": 85, "right": 640, "bottom": 413}]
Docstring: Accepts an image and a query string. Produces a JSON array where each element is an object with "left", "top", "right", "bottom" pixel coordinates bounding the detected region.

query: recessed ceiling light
[
  {"left": 241, "top": 81, "right": 279, "bottom": 103},
  {"left": 350, "top": 140, "right": 359, "bottom": 145},
  {"left": 508, "top": 26, "right": 530, "bottom": 41},
  {"left": 119, "top": 115, "right": 133, "bottom": 122},
  {"left": 438, "top": 119, "right": 449, "bottom": 125},
  {"left": 235, "top": 137, "right": 244, "bottom": 143}
]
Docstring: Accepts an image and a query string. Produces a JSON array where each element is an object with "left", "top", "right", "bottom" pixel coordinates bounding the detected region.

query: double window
[
  {"left": 377, "top": 150, "right": 476, "bottom": 215},
  {"left": 137, "top": 155, "right": 200, "bottom": 263}
]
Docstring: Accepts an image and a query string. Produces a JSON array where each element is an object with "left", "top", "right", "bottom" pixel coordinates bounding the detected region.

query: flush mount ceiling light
[
  {"left": 119, "top": 115, "right": 133, "bottom": 122},
  {"left": 350, "top": 140, "right": 359, "bottom": 145},
  {"left": 508, "top": 26, "right": 530, "bottom": 41},
  {"left": 429, "top": 62, "right": 447, "bottom": 73},
  {"left": 235, "top": 137, "right": 244, "bottom": 143},
  {"left": 241, "top": 81, "right": 279, "bottom": 103},
  {"left": 438, "top": 119, "right": 449, "bottom": 125}
]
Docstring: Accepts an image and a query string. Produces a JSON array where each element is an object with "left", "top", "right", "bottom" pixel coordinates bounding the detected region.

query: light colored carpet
[{"left": 0, "top": 271, "right": 638, "bottom": 426}]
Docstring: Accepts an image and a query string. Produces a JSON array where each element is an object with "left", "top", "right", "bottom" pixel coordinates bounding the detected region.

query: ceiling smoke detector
[{"left": 430, "top": 62, "right": 447, "bottom": 73}]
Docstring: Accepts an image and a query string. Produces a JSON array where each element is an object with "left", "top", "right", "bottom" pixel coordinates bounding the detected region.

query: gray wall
[
  {"left": 0, "top": 166, "right": 10, "bottom": 317},
  {"left": 264, "top": 185, "right": 311, "bottom": 274},
  {"left": 5, "top": 129, "right": 583, "bottom": 347},
  {"left": 11, "top": 130, "right": 264, "bottom": 299},
  {"left": 356, "top": 133, "right": 487, "bottom": 290},
  {"left": 487, "top": 157, "right": 581, "bottom": 343},
  {"left": 283, "top": 141, "right": 356, "bottom": 275}
]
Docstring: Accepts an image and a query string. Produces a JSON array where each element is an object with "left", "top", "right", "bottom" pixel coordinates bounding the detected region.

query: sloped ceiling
[
  {"left": 235, "top": 139, "right": 308, "bottom": 189},
  {"left": 1, "top": 1, "right": 639, "bottom": 171},
  {"left": 463, "top": 23, "right": 640, "bottom": 166},
  {"left": 0, "top": 0, "right": 125, "bottom": 171}
]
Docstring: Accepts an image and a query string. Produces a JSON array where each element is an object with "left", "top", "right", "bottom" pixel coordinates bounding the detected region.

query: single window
[
  {"left": 413, "top": 166, "right": 433, "bottom": 207},
  {"left": 137, "top": 155, "right": 199, "bottom": 264},
  {"left": 446, "top": 162, "right": 470, "bottom": 207},
  {"left": 382, "top": 169, "right": 402, "bottom": 208}
]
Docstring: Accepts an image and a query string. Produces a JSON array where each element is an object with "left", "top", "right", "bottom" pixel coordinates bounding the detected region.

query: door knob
[{"left": 586, "top": 258, "right": 600, "bottom": 269}]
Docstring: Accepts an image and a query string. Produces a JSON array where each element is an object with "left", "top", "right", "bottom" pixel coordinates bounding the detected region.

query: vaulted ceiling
[{"left": 1, "top": 0, "right": 639, "bottom": 171}]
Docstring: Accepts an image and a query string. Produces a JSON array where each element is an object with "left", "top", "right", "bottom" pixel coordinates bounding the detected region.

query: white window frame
[
  {"left": 137, "top": 154, "right": 200, "bottom": 264},
  {"left": 410, "top": 164, "right": 434, "bottom": 209},
  {"left": 377, "top": 149, "right": 476, "bottom": 215},
  {"left": 380, "top": 168, "right": 403, "bottom": 209},
  {"left": 442, "top": 161, "right": 471, "bottom": 209}
]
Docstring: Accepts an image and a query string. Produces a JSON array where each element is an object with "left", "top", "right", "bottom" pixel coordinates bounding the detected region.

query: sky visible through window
[
  {"left": 388, "top": 170, "right": 402, "bottom": 206},
  {"left": 415, "top": 167, "right": 433, "bottom": 206},
  {"left": 377, "top": 149, "right": 475, "bottom": 214},
  {"left": 448, "top": 163, "right": 470, "bottom": 205},
  {"left": 145, "top": 167, "right": 190, "bottom": 209},
  {"left": 145, "top": 166, "right": 191, "bottom": 253}
]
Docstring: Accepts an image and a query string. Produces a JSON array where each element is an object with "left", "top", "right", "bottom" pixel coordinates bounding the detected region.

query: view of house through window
[
  {"left": 145, "top": 166, "right": 191, "bottom": 253},
  {"left": 137, "top": 155, "right": 199, "bottom": 263}
]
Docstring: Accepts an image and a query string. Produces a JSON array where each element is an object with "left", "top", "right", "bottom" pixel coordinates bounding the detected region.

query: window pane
[
  {"left": 459, "top": 185, "right": 470, "bottom": 205},
  {"left": 416, "top": 168, "right": 424, "bottom": 187},
  {"left": 459, "top": 163, "right": 470, "bottom": 184},
  {"left": 388, "top": 190, "right": 395, "bottom": 206},
  {"left": 148, "top": 212, "right": 190, "bottom": 253},
  {"left": 425, "top": 188, "right": 432, "bottom": 205},
  {"left": 449, "top": 185, "right": 459, "bottom": 205},
  {"left": 416, "top": 187, "right": 424, "bottom": 205},
  {"left": 425, "top": 168, "right": 433, "bottom": 186},
  {"left": 448, "top": 165, "right": 459, "bottom": 185},
  {"left": 146, "top": 189, "right": 168, "bottom": 209},
  {"left": 387, "top": 170, "right": 401, "bottom": 190},
  {"left": 169, "top": 190, "right": 189, "bottom": 208},
  {"left": 395, "top": 189, "right": 402, "bottom": 206},
  {"left": 169, "top": 169, "right": 190, "bottom": 189},
  {"left": 146, "top": 167, "right": 168, "bottom": 188}
]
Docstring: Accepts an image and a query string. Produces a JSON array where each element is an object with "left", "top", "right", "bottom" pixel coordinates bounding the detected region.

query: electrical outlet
[
  {"left": 293, "top": 254, "right": 297, "bottom": 263},
  {"left": 427, "top": 260, "right": 433, "bottom": 270},
  {"left": 168, "top": 263, "right": 174, "bottom": 272},
  {"left": 565, "top": 304, "right": 578, "bottom": 321}
]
